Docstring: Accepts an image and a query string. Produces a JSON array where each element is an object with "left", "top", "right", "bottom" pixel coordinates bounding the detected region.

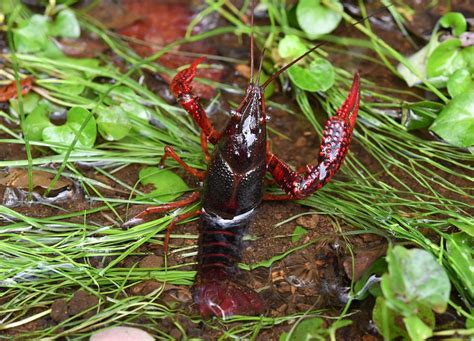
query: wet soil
[{"left": 1, "top": 0, "right": 471, "bottom": 339}]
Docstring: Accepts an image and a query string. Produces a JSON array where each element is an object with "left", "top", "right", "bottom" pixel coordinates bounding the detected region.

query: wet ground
[{"left": 1, "top": 0, "right": 472, "bottom": 339}]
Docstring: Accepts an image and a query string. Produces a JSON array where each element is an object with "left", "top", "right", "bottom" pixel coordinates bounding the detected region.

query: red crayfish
[{"left": 128, "top": 4, "right": 360, "bottom": 319}]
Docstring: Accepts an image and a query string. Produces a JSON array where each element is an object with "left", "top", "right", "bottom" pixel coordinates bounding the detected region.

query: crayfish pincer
[{"left": 127, "top": 7, "right": 361, "bottom": 319}]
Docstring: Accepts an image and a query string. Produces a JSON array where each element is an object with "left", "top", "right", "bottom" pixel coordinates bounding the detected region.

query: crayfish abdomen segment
[{"left": 193, "top": 210, "right": 265, "bottom": 318}]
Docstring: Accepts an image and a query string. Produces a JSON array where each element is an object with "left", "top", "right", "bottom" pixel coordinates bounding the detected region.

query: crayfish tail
[
  {"left": 194, "top": 209, "right": 264, "bottom": 318},
  {"left": 193, "top": 268, "right": 264, "bottom": 319}
]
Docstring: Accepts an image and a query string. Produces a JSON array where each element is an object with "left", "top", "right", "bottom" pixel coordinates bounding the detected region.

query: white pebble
[{"left": 90, "top": 326, "right": 155, "bottom": 341}]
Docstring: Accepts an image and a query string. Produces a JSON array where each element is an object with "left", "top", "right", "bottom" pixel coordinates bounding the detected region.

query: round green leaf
[
  {"left": 288, "top": 58, "right": 335, "bottom": 92},
  {"left": 48, "top": 9, "right": 80, "bottom": 38},
  {"left": 37, "top": 39, "right": 65, "bottom": 58},
  {"left": 9, "top": 93, "right": 40, "bottom": 116},
  {"left": 427, "top": 39, "right": 467, "bottom": 79},
  {"left": 384, "top": 246, "right": 451, "bottom": 314},
  {"left": 24, "top": 103, "right": 52, "bottom": 140},
  {"left": 447, "top": 69, "right": 472, "bottom": 98},
  {"left": 397, "top": 36, "right": 440, "bottom": 87},
  {"left": 108, "top": 87, "right": 152, "bottom": 119},
  {"left": 296, "top": 0, "right": 343, "bottom": 38},
  {"left": 120, "top": 102, "right": 151, "bottom": 121},
  {"left": 439, "top": 12, "right": 467, "bottom": 37},
  {"left": 138, "top": 167, "right": 189, "bottom": 203},
  {"left": 42, "top": 107, "right": 96, "bottom": 153},
  {"left": 460, "top": 46, "right": 474, "bottom": 72},
  {"left": 373, "top": 297, "right": 408, "bottom": 340},
  {"left": 403, "top": 316, "right": 433, "bottom": 341},
  {"left": 96, "top": 105, "right": 131, "bottom": 141},
  {"left": 278, "top": 35, "right": 307, "bottom": 59},
  {"left": 1, "top": 1, "right": 15, "bottom": 14},
  {"left": 430, "top": 89, "right": 474, "bottom": 148},
  {"left": 291, "top": 317, "right": 325, "bottom": 340},
  {"left": 14, "top": 15, "right": 49, "bottom": 53}
]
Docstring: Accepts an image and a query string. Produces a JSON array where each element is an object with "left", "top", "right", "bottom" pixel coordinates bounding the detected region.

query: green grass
[{"left": 0, "top": 0, "right": 472, "bottom": 339}]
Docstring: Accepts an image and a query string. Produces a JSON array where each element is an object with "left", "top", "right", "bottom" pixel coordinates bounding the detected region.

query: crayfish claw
[
  {"left": 170, "top": 57, "right": 206, "bottom": 98},
  {"left": 336, "top": 72, "right": 360, "bottom": 129}
]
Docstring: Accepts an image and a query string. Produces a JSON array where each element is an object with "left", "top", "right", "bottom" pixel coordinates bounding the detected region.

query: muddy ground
[{"left": 1, "top": 0, "right": 472, "bottom": 339}]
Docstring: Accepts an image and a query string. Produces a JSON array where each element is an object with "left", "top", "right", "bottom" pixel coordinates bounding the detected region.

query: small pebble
[{"left": 90, "top": 326, "right": 154, "bottom": 341}]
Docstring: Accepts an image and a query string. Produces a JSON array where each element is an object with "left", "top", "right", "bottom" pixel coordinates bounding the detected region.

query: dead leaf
[{"left": 0, "top": 169, "right": 72, "bottom": 192}]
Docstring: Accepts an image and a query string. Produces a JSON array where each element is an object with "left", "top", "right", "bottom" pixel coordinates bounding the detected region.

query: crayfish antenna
[
  {"left": 249, "top": 0, "right": 255, "bottom": 84},
  {"left": 255, "top": 48, "right": 266, "bottom": 87}
]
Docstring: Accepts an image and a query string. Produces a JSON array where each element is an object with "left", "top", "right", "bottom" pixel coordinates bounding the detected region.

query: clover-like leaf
[
  {"left": 296, "top": 0, "right": 343, "bottom": 38},
  {"left": 288, "top": 58, "right": 334, "bottom": 92},
  {"left": 460, "top": 46, "right": 474, "bottom": 72},
  {"left": 120, "top": 101, "right": 151, "bottom": 121},
  {"left": 372, "top": 297, "right": 408, "bottom": 340},
  {"left": 290, "top": 317, "right": 325, "bottom": 340},
  {"left": 138, "top": 167, "right": 189, "bottom": 203},
  {"left": 109, "top": 86, "right": 138, "bottom": 102},
  {"left": 24, "top": 103, "right": 52, "bottom": 141},
  {"left": 439, "top": 12, "right": 467, "bottom": 37},
  {"left": 427, "top": 39, "right": 467, "bottom": 80},
  {"left": 38, "top": 39, "right": 65, "bottom": 58},
  {"left": 14, "top": 15, "right": 49, "bottom": 53},
  {"left": 430, "top": 89, "right": 474, "bottom": 148},
  {"left": 401, "top": 101, "right": 440, "bottom": 131},
  {"left": 383, "top": 246, "right": 451, "bottom": 314},
  {"left": 278, "top": 35, "right": 307, "bottom": 59},
  {"left": 49, "top": 9, "right": 80, "bottom": 38},
  {"left": 9, "top": 92, "right": 40, "bottom": 116},
  {"left": 397, "top": 37, "right": 440, "bottom": 87},
  {"left": 403, "top": 315, "right": 433, "bottom": 341},
  {"left": 96, "top": 105, "right": 131, "bottom": 141},
  {"left": 42, "top": 107, "right": 96, "bottom": 153},
  {"left": 447, "top": 69, "right": 472, "bottom": 98}
]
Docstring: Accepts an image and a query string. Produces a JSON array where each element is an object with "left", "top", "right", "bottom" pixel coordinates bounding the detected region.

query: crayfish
[{"left": 128, "top": 3, "right": 360, "bottom": 319}]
